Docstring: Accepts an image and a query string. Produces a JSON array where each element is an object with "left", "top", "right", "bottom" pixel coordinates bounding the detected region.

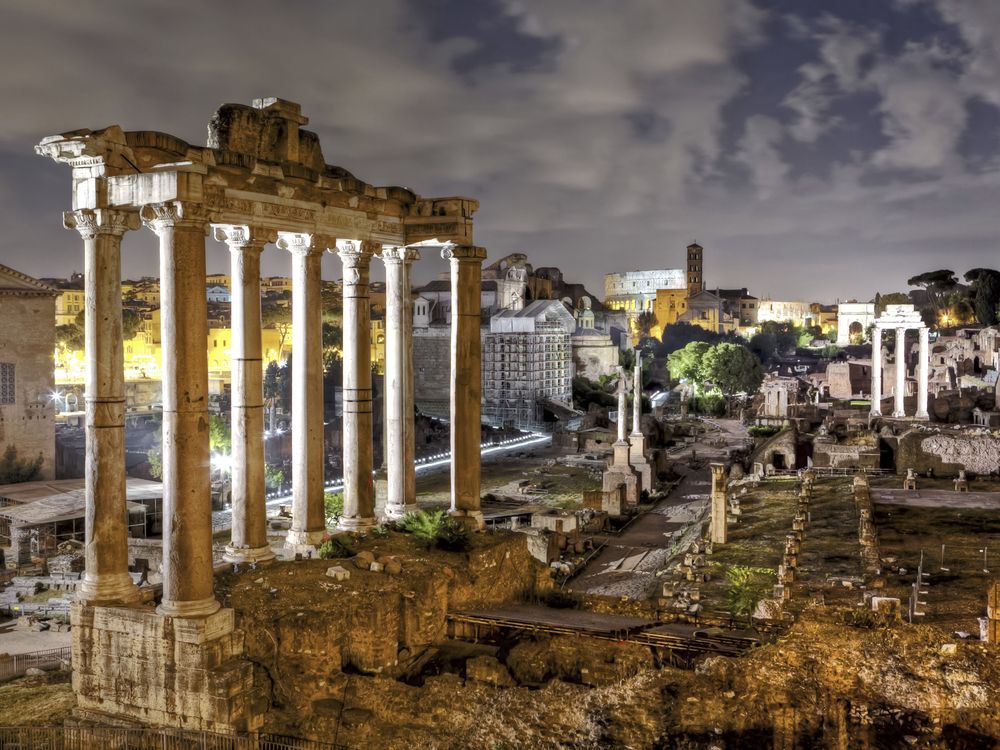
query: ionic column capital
[
  {"left": 378, "top": 245, "right": 421, "bottom": 264},
  {"left": 140, "top": 201, "right": 210, "bottom": 235},
  {"left": 276, "top": 231, "right": 323, "bottom": 257},
  {"left": 441, "top": 244, "right": 487, "bottom": 263},
  {"left": 336, "top": 238, "right": 378, "bottom": 258},
  {"left": 63, "top": 208, "right": 140, "bottom": 239},
  {"left": 212, "top": 224, "right": 275, "bottom": 253}
]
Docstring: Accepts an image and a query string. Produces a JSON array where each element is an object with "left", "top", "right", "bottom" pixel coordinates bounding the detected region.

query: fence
[
  {"left": 0, "top": 726, "right": 347, "bottom": 750},
  {"left": 0, "top": 647, "right": 72, "bottom": 682}
]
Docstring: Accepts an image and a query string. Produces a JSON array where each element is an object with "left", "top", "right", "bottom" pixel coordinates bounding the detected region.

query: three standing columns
[
  {"left": 64, "top": 208, "right": 141, "bottom": 606},
  {"left": 379, "top": 246, "right": 419, "bottom": 519},
  {"left": 215, "top": 225, "right": 275, "bottom": 564},
  {"left": 444, "top": 245, "right": 487, "bottom": 528},
  {"left": 142, "top": 201, "right": 219, "bottom": 618},
  {"left": 338, "top": 240, "right": 377, "bottom": 531},
  {"left": 870, "top": 324, "right": 930, "bottom": 420},
  {"left": 280, "top": 233, "right": 327, "bottom": 551}
]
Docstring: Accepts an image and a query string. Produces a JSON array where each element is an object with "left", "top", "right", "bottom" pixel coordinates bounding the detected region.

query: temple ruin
[{"left": 36, "top": 98, "right": 486, "bottom": 731}]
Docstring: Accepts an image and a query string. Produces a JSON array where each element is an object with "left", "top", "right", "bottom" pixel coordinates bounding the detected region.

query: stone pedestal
[
  {"left": 602, "top": 441, "right": 639, "bottom": 508},
  {"left": 72, "top": 604, "right": 262, "bottom": 732},
  {"left": 64, "top": 208, "right": 142, "bottom": 606},
  {"left": 444, "top": 246, "right": 487, "bottom": 529},
  {"left": 710, "top": 462, "right": 728, "bottom": 544},
  {"left": 281, "top": 232, "right": 328, "bottom": 550},
  {"left": 628, "top": 433, "right": 652, "bottom": 495}
]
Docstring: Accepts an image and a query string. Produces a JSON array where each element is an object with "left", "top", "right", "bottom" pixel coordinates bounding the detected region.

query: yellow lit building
[
  {"left": 370, "top": 318, "right": 385, "bottom": 374},
  {"left": 55, "top": 288, "right": 85, "bottom": 325},
  {"left": 651, "top": 288, "right": 689, "bottom": 339}
]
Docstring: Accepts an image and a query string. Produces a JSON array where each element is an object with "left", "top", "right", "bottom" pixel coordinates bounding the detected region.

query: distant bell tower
[{"left": 686, "top": 242, "right": 704, "bottom": 295}]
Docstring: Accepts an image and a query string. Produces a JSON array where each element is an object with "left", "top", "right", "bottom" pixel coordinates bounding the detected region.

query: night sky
[{"left": 2, "top": 0, "right": 999, "bottom": 302}]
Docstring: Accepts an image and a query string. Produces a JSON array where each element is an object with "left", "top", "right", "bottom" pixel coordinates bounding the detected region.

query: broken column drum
[{"left": 36, "top": 97, "right": 481, "bottom": 732}]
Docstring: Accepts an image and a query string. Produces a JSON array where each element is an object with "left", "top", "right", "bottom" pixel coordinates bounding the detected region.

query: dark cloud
[{"left": 0, "top": 0, "right": 999, "bottom": 302}]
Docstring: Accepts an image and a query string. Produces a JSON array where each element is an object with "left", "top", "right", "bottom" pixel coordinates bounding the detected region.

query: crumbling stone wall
[{"left": 895, "top": 428, "right": 1000, "bottom": 476}]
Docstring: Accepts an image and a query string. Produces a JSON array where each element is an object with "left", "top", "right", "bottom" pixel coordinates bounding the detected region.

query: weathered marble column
[
  {"left": 893, "top": 327, "right": 906, "bottom": 418},
  {"left": 279, "top": 232, "right": 327, "bottom": 551},
  {"left": 870, "top": 327, "right": 882, "bottom": 417},
  {"left": 629, "top": 358, "right": 652, "bottom": 492},
  {"left": 916, "top": 326, "right": 929, "bottom": 420},
  {"left": 64, "top": 208, "right": 142, "bottom": 606},
  {"left": 710, "top": 463, "right": 728, "bottom": 544},
  {"left": 215, "top": 225, "right": 275, "bottom": 564},
  {"left": 444, "top": 245, "right": 487, "bottom": 528},
  {"left": 142, "top": 201, "right": 218, "bottom": 618},
  {"left": 379, "top": 245, "right": 419, "bottom": 519},
  {"left": 338, "top": 240, "right": 377, "bottom": 531}
]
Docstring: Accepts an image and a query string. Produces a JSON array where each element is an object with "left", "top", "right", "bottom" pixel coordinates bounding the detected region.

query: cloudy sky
[{"left": 2, "top": 0, "right": 999, "bottom": 301}]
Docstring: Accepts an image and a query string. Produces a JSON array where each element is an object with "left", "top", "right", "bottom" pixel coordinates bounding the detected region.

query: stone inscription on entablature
[{"left": 404, "top": 221, "right": 472, "bottom": 245}]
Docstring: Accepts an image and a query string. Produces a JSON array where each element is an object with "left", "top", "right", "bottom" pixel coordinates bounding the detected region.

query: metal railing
[
  {"left": 0, "top": 647, "right": 72, "bottom": 682},
  {"left": 0, "top": 727, "right": 347, "bottom": 750}
]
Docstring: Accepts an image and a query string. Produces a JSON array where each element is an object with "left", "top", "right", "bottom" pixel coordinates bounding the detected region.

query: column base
[
  {"left": 449, "top": 509, "right": 485, "bottom": 531},
  {"left": 77, "top": 572, "right": 142, "bottom": 607},
  {"left": 156, "top": 595, "right": 221, "bottom": 619},
  {"left": 892, "top": 410, "right": 906, "bottom": 418},
  {"left": 283, "top": 528, "right": 326, "bottom": 556},
  {"left": 870, "top": 409, "right": 881, "bottom": 417},
  {"left": 337, "top": 515, "right": 378, "bottom": 533},
  {"left": 223, "top": 543, "right": 276, "bottom": 565},
  {"left": 915, "top": 411, "right": 929, "bottom": 420},
  {"left": 384, "top": 503, "right": 419, "bottom": 520}
]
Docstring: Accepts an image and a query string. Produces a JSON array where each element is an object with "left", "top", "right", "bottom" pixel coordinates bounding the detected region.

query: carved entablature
[{"left": 36, "top": 98, "right": 477, "bottom": 246}]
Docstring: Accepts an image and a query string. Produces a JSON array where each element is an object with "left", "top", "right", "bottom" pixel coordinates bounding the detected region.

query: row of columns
[
  {"left": 870, "top": 325, "right": 929, "bottom": 420},
  {"left": 66, "top": 201, "right": 486, "bottom": 617}
]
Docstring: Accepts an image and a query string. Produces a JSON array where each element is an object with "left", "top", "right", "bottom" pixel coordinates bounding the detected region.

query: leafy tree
[
  {"left": 907, "top": 270, "right": 957, "bottom": 316},
  {"left": 748, "top": 321, "right": 798, "bottom": 363},
  {"left": 122, "top": 308, "right": 144, "bottom": 340},
  {"left": 634, "top": 311, "right": 656, "bottom": 341},
  {"left": 702, "top": 343, "right": 763, "bottom": 402},
  {"left": 668, "top": 341, "right": 710, "bottom": 385},
  {"left": 0, "top": 445, "right": 44, "bottom": 484},
  {"left": 656, "top": 322, "right": 723, "bottom": 356},
  {"left": 56, "top": 323, "right": 84, "bottom": 350},
  {"left": 209, "top": 414, "right": 231, "bottom": 455},
  {"left": 965, "top": 268, "right": 1000, "bottom": 326},
  {"left": 323, "top": 321, "right": 344, "bottom": 367},
  {"left": 324, "top": 491, "right": 344, "bottom": 527},
  {"left": 262, "top": 305, "right": 293, "bottom": 359},
  {"left": 264, "top": 464, "right": 285, "bottom": 491}
]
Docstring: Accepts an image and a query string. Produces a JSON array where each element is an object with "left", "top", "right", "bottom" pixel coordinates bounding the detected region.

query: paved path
[{"left": 568, "top": 419, "right": 747, "bottom": 599}]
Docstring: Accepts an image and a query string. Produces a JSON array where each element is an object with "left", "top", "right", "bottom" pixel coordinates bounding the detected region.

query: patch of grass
[{"left": 0, "top": 675, "right": 74, "bottom": 725}]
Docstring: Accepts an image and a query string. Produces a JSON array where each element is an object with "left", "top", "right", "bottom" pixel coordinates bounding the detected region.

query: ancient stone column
[
  {"left": 63, "top": 208, "right": 142, "bottom": 606},
  {"left": 916, "top": 326, "right": 929, "bottom": 420},
  {"left": 142, "top": 201, "right": 219, "bottom": 618},
  {"left": 279, "top": 232, "right": 327, "bottom": 551},
  {"left": 629, "top": 358, "right": 652, "bottom": 492},
  {"left": 214, "top": 225, "right": 275, "bottom": 564},
  {"left": 870, "top": 326, "right": 882, "bottom": 417},
  {"left": 893, "top": 327, "right": 906, "bottom": 418},
  {"left": 710, "top": 463, "right": 728, "bottom": 544},
  {"left": 444, "top": 245, "right": 487, "bottom": 528},
  {"left": 338, "top": 240, "right": 377, "bottom": 531},
  {"left": 379, "top": 245, "right": 420, "bottom": 519}
]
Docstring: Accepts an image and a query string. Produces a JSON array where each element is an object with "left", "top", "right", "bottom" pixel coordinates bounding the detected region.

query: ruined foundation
[{"left": 71, "top": 604, "right": 261, "bottom": 733}]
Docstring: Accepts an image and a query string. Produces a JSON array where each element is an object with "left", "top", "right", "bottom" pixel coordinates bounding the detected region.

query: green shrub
[
  {"left": 724, "top": 565, "right": 776, "bottom": 618},
  {"left": 317, "top": 534, "right": 355, "bottom": 559},
  {"left": 693, "top": 393, "right": 726, "bottom": 417},
  {"left": 748, "top": 425, "right": 781, "bottom": 438},
  {"left": 436, "top": 519, "right": 471, "bottom": 552},
  {"left": 397, "top": 510, "right": 471, "bottom": 552},
  {"left": 324, "top": 491, "right": 344, "bottom": 526}
]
